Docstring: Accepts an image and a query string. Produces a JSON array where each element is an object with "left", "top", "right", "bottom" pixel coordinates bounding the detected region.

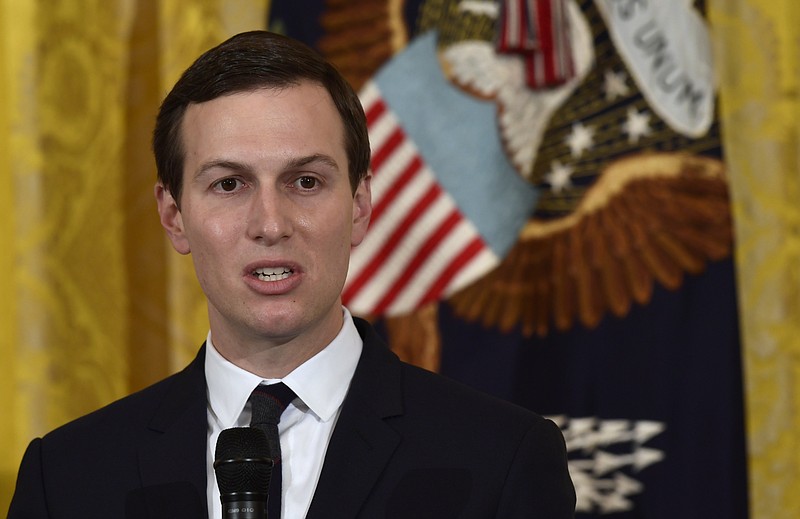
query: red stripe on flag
[
  {"left": 371, "top": 209, "right": 463, "bottom": 315},
  {"left": 536, "top": 0, "right": 556, "bottom": 83},
  {"left": 499, "top": 2, "right": 511, "bottom": 49},
  {"left": 370, "top": 155, "right": 423, "bottom": 226},
  {"left": 516, "top": 0, "right": 527, "bottom": 46},
  {"left": 370, "top": 126, "right": 405, "bottom": 173},
  {"left": 498, "top": 0, "right": 573, "bottom": 88},
  {"left": 365, "top": 98, "right": 386, "bottom": 126},
  {"left": 418, "top": 236, "right": 485, "bottom": 307},
  {"left": 342, "top": 182, "right": 443, "bottom": 305},
  {"left": 537, "top": 0, "right": 554, "bottom": 52}
]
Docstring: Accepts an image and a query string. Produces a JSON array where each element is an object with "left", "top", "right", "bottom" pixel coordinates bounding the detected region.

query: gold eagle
[{"left": 311, "top": 0, "right": 733, "bottom": 372}]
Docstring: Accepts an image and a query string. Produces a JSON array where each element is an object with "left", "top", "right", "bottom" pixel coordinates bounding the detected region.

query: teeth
[{"left": 253, "top": 267, "right": 292, "bottom": 282}]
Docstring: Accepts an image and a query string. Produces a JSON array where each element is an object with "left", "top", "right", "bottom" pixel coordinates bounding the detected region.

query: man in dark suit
[{"left": 8, "top": 31, "right": 575, "bottom": 518}]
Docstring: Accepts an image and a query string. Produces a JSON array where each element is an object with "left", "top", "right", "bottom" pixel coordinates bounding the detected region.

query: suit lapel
[
  {"left": 128, "top": 326, "right": 405, "bottom": 518},
  {"left": 136, "top": 347, "right": 209, "bottom": 518},
  {"left": 306, "top": 319, "right": 404, "bottom": 519}
]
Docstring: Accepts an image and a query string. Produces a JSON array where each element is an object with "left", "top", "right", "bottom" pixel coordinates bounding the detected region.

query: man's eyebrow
[
  {"left": 284, "top": 153, "right": 340, "bottom": 171},
  {"left": 194, "top": 154, "right": 340, "bottom": 178},
  {"left": 194, "top": 160, "right": 251, "bottom": 179}
]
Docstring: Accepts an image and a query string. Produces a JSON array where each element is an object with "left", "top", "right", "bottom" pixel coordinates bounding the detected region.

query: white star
[
  {"left": 603, "top": 69, "right": 629, "bottom": 101},
  {"left": 566, "top": 122, "right": 595, "bottom": 158},
  {"left": 545, "top": 160, "right": 575, "bottom": 193},
  {"left": 622, "top": 107, "right": 652, "bottom": 143}
]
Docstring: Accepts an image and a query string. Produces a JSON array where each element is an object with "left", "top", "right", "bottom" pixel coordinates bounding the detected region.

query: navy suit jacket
[{"left": 8, "top": 318, "right": 575, "bottom": 518}]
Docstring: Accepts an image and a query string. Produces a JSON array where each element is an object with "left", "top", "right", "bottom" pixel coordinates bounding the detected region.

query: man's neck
[{"left": 208, "top": 310, "right": 345, "bottom": 379}]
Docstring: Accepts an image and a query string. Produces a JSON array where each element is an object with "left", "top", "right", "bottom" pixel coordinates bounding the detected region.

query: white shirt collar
[{"left": 205, "top": 308, "right": 363, "bottom": 429}]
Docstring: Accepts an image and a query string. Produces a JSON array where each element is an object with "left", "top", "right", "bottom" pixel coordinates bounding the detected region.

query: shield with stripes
[{"left": 342, "top": 31, "right": 540, "bottom": 317}]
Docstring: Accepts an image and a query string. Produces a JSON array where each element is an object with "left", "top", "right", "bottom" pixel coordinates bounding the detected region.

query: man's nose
[{"left": 246, "top": 187, "right": 293, "bottom": 244}]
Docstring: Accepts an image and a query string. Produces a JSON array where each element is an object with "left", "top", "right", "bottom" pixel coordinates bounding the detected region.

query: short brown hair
[{"left": 152, "top": 31, "right": 370, "bottom": 204}]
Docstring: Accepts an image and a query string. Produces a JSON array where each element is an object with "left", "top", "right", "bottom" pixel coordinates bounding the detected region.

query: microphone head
[{"left": 214, "top": 427, "right": 273, "bottom": 496}]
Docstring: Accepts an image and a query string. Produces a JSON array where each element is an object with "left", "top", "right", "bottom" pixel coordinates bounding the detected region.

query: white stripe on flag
[
  {"left": 370, "top": 139, "right": 418, "bottom": 202},
  {"left": 346, "top": 163, "right": 436, "bottom": 281},
  {"left": 359, "top": 81, "right": 381, "bottom": 114},
  {"left": 365, "top": 106, "right": 397, "bottom": 156},
  {"left": 444, "top": 246, "right": 498, "bottom": 299},
  {"left": 348, "top": 192, "right": 453, "bottom": 312},
  {"left": 386, "top": 218, "right": 498, "bottom": 315},
  {"left": 346, "top": 81, "right": 497, "bottom": 316}
]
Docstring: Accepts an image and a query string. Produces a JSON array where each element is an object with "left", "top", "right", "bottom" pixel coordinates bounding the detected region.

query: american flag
[
  {"left": 342, "top": 81, "right": 499, "bottom": 317},
  {"left": 497, "top": 0, "right": 575, "bottom": 88}
]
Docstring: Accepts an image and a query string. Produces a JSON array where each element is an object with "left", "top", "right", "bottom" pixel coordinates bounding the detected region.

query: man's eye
[
  {"left": 297, "top": 177, "right": 317, "bottom": 189},
  {"left": 217, "top": 178, "right": 240, "bottom": 192}
]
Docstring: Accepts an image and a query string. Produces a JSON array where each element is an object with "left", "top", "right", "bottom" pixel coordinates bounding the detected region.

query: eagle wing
[
  {"left": 317, "top": 0, "right": 407, "bottom": 90},
  {"left": 448, "top": 152, "right": 732, "bottom": 336}
]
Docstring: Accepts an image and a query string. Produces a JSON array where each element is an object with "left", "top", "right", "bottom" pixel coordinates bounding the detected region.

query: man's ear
[
  {"left": 351, "top": 175, "right": 372, "bottom": 247},
  {"left": 154, "top": 183, "right": 191, "bottom": 255}
]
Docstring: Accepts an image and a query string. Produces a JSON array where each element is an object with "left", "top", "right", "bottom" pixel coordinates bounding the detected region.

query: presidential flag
[{"left": 268, "top": 1, "right": 748, "bottom": 516}]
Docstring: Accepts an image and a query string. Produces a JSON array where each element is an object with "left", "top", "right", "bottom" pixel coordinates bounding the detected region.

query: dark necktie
[{"left": 249, "top": 382, "right": 297, "bottom": 519}]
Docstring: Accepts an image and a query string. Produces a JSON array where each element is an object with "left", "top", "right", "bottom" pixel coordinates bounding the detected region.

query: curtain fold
[
  {"left": 0, "top": 0, "right": 34, "bottom": 506},
  {"left": 709, "top": 1, "right": 800, "bottom": 518},
  {"left": 0, "top": 2, "right": 136, "bottom": 509},
  {"left": 3, "top": 1, "right": 799, "bottom": 517},
  {"left": 0, "top": 0, "right": 268, "bottom": 511}
]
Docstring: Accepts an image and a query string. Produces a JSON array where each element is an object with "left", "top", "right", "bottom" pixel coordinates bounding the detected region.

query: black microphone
[{"left": 214, "top": 427, "right": 274, "bottom": 519}]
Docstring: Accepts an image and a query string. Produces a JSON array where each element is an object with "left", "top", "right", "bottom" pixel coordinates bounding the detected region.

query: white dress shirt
[{"left": 205, "top": 308, "right": 363, "bottom": 519}]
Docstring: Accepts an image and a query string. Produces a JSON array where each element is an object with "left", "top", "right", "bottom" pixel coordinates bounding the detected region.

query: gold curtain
[
  {"left": 3, "top": 1, "right": 800, "bottom": 517},
  {"left": 0, "top": 0, "right": 268, "bottom": 511},
  {"left": 709, "top": 1, "right": 800, "bottom": 518}
]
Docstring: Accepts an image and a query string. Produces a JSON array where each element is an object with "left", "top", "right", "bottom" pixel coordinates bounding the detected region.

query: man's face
[{"left": 155, "top": 83, "right": 371, "bottom": 353}]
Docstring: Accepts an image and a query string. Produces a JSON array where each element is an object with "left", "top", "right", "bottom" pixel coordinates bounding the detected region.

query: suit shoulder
[
  {"left": 398, "top": 360, "right": 549, "bottom": 430},
  {"left": 354, "top": 318, "right": 550, "bottom": 431}
]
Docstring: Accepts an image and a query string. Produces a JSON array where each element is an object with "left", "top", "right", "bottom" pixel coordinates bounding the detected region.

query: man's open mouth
[{"left": 253, "top": 267, "right": 293, "bottom": 282}]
